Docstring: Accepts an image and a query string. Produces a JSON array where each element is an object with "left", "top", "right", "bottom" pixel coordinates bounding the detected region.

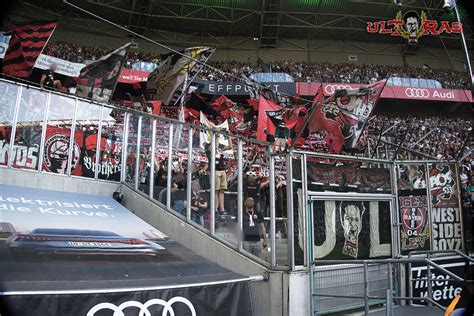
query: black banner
[
  {"left": 312, "top": 200, "right": 392, "bottom": 260},
  {"left": 398, "top": 189, "right": 431, "bottom": 255},
  {"left": 410, "top": 258, "right": 471, "bottom": 307},
  {"left": 196, "top": 80, "right": 296, "bottom": 96},
  {"left": 0, "top": 280, "right": 253, "bottom": 316}
]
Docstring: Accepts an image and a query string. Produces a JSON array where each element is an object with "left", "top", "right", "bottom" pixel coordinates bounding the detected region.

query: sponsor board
[
  {"left": 410, "top": 258, "right": 472, "bottom": 307},
  {"left": 0, "top": 280, "right": 253, "bottom": 316}
]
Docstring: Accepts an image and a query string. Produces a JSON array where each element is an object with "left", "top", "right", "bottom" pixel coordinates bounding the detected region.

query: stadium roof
[{"left": 13, "top": 0, "right": 473, "bottom": 51}]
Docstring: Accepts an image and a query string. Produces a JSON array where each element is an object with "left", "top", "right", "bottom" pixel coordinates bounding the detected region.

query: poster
[
  {"left": 429, "top": 163, "right": 462, "bottom": 251},
  {"left": 311, "top": 200, "right": 392, "bottom": 260},
  {"left": 398, "top": 189, "right": 431, "bottom": 255}
]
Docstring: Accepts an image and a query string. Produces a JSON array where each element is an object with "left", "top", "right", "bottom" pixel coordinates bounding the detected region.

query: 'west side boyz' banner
[
  {"left": 76, "top": 42, "right": 131, "bottom": 103},
  {"left": 306, "top": 199, "right": 392, "bottom": 260},
  {"left": 308, "top": 80, "right": 386, "bottom": 153},
  {"left": 429, "top": 163, "right": 462, "bottom": 251},
  {"left": 0, "top": 280, "right": 253, "bottom": 316}
]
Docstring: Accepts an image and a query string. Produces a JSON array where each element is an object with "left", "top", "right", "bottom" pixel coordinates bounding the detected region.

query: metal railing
[
  {"left": 311, "top": 250, "right": 473, "bottom": 315},
  {"left": 0, "top": 77, "right": 288, "bottom": 269}
]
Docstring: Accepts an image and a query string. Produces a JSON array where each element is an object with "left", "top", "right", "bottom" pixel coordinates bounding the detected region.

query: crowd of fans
[
  {"left": 366, "top": 115, "right": 472, "bottom": 160},
  {"left": 43, "top": 41, "right": 471, "bottom": 89}
]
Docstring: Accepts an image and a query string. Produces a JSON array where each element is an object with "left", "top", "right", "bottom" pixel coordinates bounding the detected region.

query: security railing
[
  {"left": 311, "top": 250, "right": 473, "bottom": 315},
  {"left": 0, "top": 78, "right": 285, "bottom": 268}
]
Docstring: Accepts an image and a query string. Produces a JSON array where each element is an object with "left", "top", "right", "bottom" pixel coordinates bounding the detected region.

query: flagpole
[{"left": 109, "top": 43, "right": 132, "bottom": 103}]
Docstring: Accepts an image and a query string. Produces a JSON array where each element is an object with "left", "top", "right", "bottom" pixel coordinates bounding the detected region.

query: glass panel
[
  {"left": 42, "top": 94, "right": 76, "bottom": 174},
  {"left": 0, "top": 82, "right": 19, "bottom": 167},
  {"left": 12, "top": 87, "right": 46, "bottom": 170},
  {"left": 212, "top": 133, "right": 238, "bottom": 247},
  {"left": 189, "top": 126, "right": 209, "bottom": 228},
  {"left": 138, "top": 117, "right": 152, "bottom": 194},
  {"left": 169, "top": 124, "right": 189, "bottom": 216},
  {"left": 125, "top": 114, "right": 139, "bottom": 185},
  {"left": 75, "top": 101, "right": 102, "bottom": 178},
  {"left": 96, "top": 108, "right": 124, "bottom": 181},
  {"left": 241, "top": 142, "right": 271, "bottom": 261},
  {"left": 274, "top": 154, "right": 288, "bottom": 266},
  {"left": 151, "top": 120, "right": 170, "bottom": 203}
]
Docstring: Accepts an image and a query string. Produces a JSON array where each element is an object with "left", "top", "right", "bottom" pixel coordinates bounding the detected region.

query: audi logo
[
  {"left": 87, "top": 296, "right": 196, "bottom": 316},
  {"left": 324, "top": 84, "right": 353, "bottom": 95},
  {"left": 405, "top": 88, "right": 430, "bottom": 98}
]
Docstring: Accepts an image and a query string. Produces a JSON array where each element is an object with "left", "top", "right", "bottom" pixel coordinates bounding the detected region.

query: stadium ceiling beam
[{"left": 85, "top": 0, "right": 257, "bottom": 24}]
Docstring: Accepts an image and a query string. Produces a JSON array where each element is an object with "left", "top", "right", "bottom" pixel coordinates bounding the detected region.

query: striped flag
[{"left": 2, "top": 20, "right": 57, "bottom": 79}]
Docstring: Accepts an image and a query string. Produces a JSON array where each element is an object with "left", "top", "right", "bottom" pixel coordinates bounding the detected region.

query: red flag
[
  {"left": 2, "top": 20, "right": 57, "bottom": 78},
  {"left": 308, "top": 80, "right": 386, "bottom": 152},
  {"left": 256, "top": 96, "right": 283, "bottom": 142}
]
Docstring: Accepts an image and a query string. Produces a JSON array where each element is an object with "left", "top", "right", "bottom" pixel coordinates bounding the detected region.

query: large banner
[
  {"left": 309, "top": 199, "right": 392, "bottom": 260},
  {"left": 410, "top": 258, "right": 472, "bottom": 307},
  {"left": 0, "top": 280, "right": 253, "bottom": 316},
  {"left": 0, "top": 184, "right": 167, "bottom": 241},
  {"left": 429, "top": 163, "right": 462, "bottom": 251}
]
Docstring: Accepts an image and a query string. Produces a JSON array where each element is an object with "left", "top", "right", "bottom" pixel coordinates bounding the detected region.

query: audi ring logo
[
  {"left": 87, "top": 296, "right": 196, "bottom": 316},
  {"left": 405, "top": 88, "right": 430, "bottom": 98},
  {"left": 324, "top": 84, "right": 353, "bottom": 94}
]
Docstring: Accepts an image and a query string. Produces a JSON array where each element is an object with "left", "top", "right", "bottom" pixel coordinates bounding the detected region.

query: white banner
[
  {"left": 199, "top": 112, "right": 230, "bottom": 150},
  {"left": 34, "top": 54, "right": 85, "bottom": 77}
]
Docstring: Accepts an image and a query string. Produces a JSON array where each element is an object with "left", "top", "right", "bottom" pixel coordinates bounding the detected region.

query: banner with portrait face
[
  {"left": 311, "top": 199, "right": 392, "bottom": 260},
  {"left": 428, "top": 163, "right": 462, "bottom": 251}
]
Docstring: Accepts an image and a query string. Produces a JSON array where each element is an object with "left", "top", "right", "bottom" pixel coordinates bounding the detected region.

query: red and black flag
[
  {"left": 2, "top": 20, "right": 57, "bottom": 79},
  {"left": 212, "top": 95, "right": 253, "bottom": 133},
  {"left": 256, "top": 96, "right": 284, "bottom": 143},
  {"left": 308, "top": 80, "right": 387, "bottom": 153},
  {"left": 184, "top": 92, "right": 219, "bottom": 120}
]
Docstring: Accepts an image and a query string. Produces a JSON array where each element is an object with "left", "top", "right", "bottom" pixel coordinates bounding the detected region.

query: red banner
[{"left": 118, "top": 68, "right": 150, "bottom": 83}]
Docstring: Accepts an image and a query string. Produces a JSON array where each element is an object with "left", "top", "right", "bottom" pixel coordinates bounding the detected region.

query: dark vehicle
[{"left": 6, "top": 228, "right": 165, "bottom": 257}]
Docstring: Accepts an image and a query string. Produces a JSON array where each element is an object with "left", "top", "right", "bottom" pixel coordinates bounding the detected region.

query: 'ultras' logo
[
  {"left": 367, "top": 11, "right": 463, "bottom": 45},
  {"left": 429, "top": 165, "right": 455, "bottom": 205}
]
